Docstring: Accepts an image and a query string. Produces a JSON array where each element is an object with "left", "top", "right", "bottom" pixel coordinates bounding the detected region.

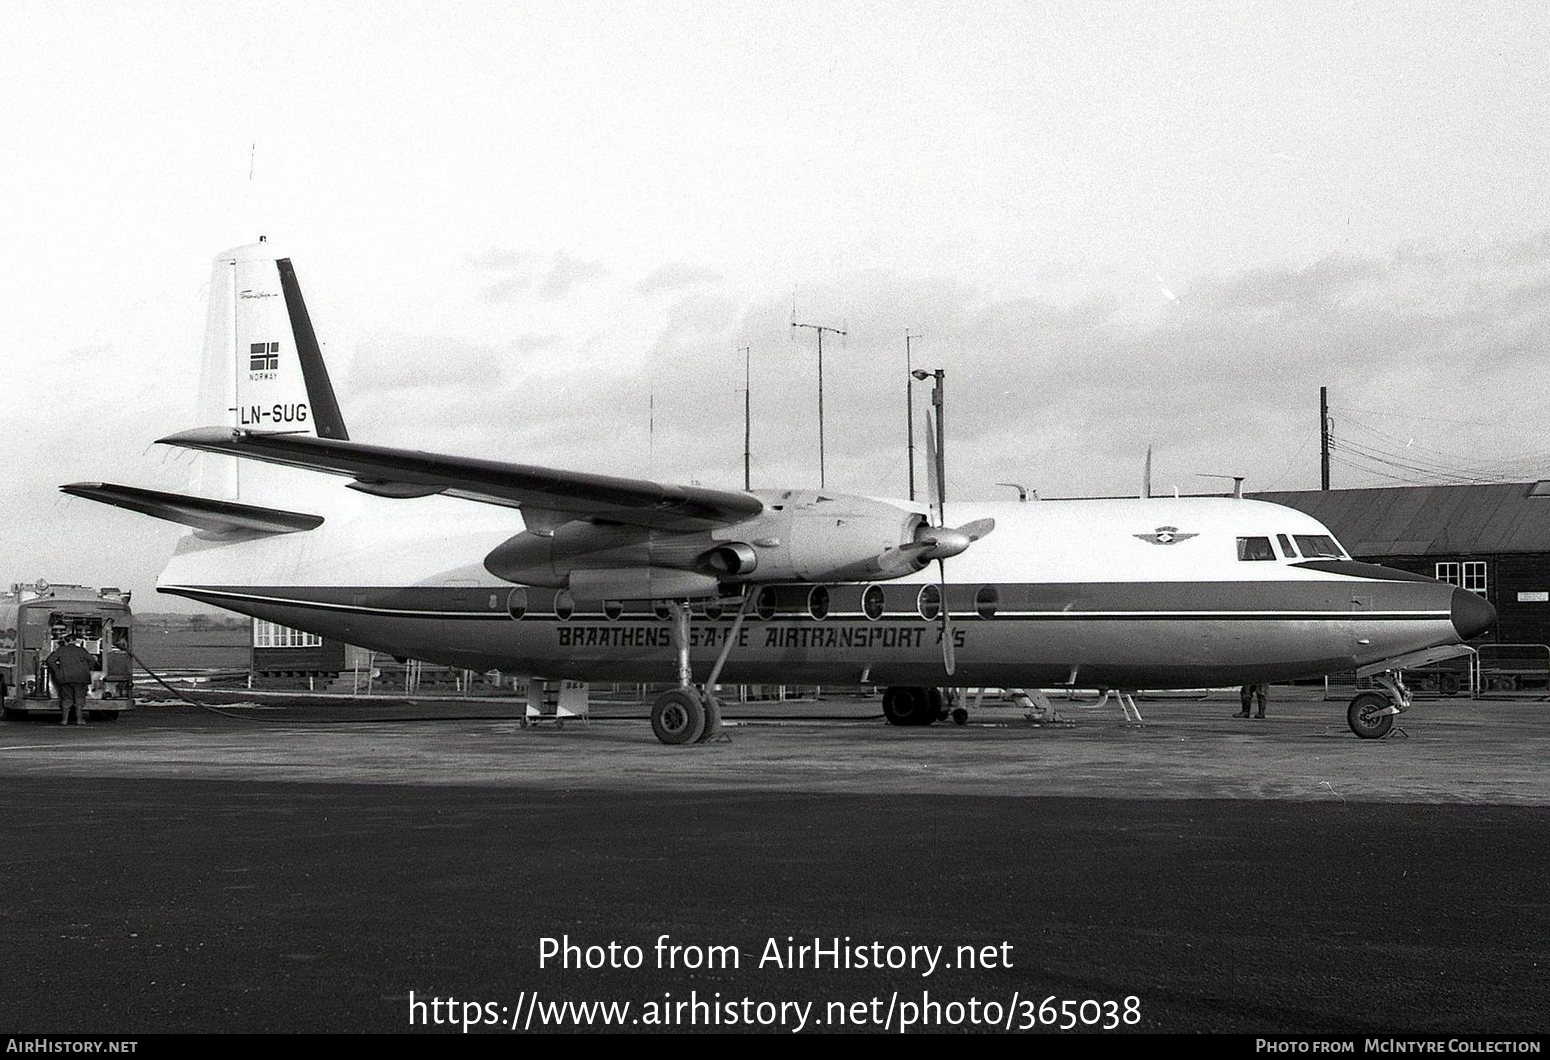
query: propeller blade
[
  {"left": 938, "top": 557, "right": 955, "bottom": 675},
  {"left": 925, "top": 408, "right": 941, "bottom": 524},
  {"left": 958, "top": 517, "right": 995, "bottom": 543}
]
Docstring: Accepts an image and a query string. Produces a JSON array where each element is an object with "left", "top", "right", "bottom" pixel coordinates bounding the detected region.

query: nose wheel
[{"left": 1348, "top": 671, "right": 1410, "bottom": 739}]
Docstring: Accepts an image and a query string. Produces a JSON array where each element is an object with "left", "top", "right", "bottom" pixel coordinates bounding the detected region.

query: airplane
[{"left": 63, "top": 241, "right": 1496, "bottom": 745}]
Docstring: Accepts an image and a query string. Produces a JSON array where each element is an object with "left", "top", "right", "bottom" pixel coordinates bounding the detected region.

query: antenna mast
[
  {"left": 741, "top": 346, "right": 751, "bottom": 491},
  {"left": 792, "top": 320, "right": 847, "bottom": 489}
]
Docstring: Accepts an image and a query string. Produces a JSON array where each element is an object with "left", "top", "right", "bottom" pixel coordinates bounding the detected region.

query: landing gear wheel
[
  {"left": 951, "top": 707, "right": 968, "bottom": 726},
  {"left": 1348, "top": 691, "right": 1394, "bottom": 740},
  {"left": 652, "top": 688, "right": 707, "bottom": 745},
  {"left": 882, "top": 687, "right": 932, "bottom": 727},
  {"left": 925, "top": 687, "right": 946, "bottom": 725},
  {"left": 696, "top": 694, "right": 723, "bottom": 743}
]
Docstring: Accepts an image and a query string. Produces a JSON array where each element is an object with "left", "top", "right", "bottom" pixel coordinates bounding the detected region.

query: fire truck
[{"left": 0, "top": 581, "right": 134, "bottom": 720}]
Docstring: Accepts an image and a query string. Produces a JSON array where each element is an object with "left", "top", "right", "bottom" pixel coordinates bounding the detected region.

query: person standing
[
  {"left": 45, "top": 635, "right": 95, "bottom": 726},
  {"left": 1236, "top": 683, "right": 1268, "bottom": 719}
]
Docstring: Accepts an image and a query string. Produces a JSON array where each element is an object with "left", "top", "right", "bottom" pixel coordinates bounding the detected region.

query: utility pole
[
  {"left": 905, "top": 331, "right": 921, "bottom": 501},
  {"left": 741, "top": 346, "right": 751, "bottom": 491},
  {"left": 792, "top": 321, "right": 846, "bottom": 489},
  {"left": 1320, "top": 386, "right": 1331, "bottom": 490}
]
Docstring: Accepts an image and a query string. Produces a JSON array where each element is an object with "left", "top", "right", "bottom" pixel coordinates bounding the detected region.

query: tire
[
  {"left": 950, "top": 707, "right": 969, "bottom": 726},
  {"left": 697, "top": 695, "right": 723, "bottom": 743},
  {"left": 925, "top": 687, "right": 946, "bottom": 725},
  {"left": 651, "top": 688, "right": 706, "bottom": 745},
  {"left": 1348, "top": 691, "right": 1394, "bottom": 740},
  {"left": 1439, "top": 673, "right": 1461, "bottom": 697},
  {"left": 882, "top": 687, "right": 932, "bottom": 726}
]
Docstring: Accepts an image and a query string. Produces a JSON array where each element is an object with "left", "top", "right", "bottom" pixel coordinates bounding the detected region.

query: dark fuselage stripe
[{"left": 165, "top": 586, "right": 1446, "bottom": 623}]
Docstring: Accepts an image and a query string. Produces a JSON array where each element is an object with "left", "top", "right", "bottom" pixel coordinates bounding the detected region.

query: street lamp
[
  {"left": 905, "top": 331, "right": 921, "bottom": 501},
  {"left": 912, "top": 367, "right": 945, "bottom": 516}
]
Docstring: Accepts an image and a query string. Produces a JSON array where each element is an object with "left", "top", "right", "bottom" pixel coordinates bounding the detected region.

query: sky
[{"left": 3, "top": 1, "right": 1549, "bottom": 610}]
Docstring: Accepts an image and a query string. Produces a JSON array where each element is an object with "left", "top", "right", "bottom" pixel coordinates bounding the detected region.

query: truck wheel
[
  {"left": 1348, "top": 691, "right": 1394, "bottom": 740},
  {"left": 1439, "top": 673, "right": 1461, "bottom": 697}
]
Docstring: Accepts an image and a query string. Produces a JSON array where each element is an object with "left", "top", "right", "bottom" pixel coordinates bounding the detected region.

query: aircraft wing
[
  {"left": 60, "top": 482, "right": 324, "bottom": 535},
  {"left": 157, "top": 427, "right": 765, "bottom": 531}
]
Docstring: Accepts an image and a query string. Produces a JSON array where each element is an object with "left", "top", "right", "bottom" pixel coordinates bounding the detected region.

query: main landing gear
[
  {"left": 1348, "top": 671, "right": 1411, "bottom": 740},
  {"left": 881, "top": 686, "right": 954, "bottom": 727},
  {"left": 648, "top": 597, "right": 752, "bottom": 746}
]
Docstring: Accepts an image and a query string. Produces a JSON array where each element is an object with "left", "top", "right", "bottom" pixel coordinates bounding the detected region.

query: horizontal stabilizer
[
  {"left": 60, "top": 482, "right": 324, "bottom": 535},
  {"left": 157, "top": 427, "right": 765, "bottom": 531}
]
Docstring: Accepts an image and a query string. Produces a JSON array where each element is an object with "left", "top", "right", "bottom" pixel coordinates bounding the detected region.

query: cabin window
[
  {"left": 862, "top": 585, "right": 885, "bottom": 621},
  {"left": 700, "top": 599, "right": 724, "bottom": 620},
  {"left": 604, "top": 600, "right": 623, "bottom": 621},
  {"left": 807, "top": 586, "right": 830, "bottom": 620},
  {"left": 1236, "top": 537, "right": 1276, "bottom": 561},
  {"left": 975, "top": 585, "right": 999, "bottom": 619},
  {"left": 653, "top": 601, "right": 673, "bottom": 621},
  {"left": 756, "top": 587, "right": 778, "bottom": 621},
  {"left": 1277, "top": 534, "right": 1298, "bottom": 558},
  {"left": 1294, "top": 535, "right": 1344, "bottom": 560},
  {"left": 917, "top": 584, "right": 942, "bottom": 620},
  {"left": 553, "top": 590, "right": 575, "bottom": 621},
  {"left": 506, "top": 588, "right": 529, "bottom": 620}
]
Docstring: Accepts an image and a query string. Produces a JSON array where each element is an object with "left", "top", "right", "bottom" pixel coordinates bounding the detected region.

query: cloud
[
  {"left": 464, "top": 247, "right": 530, "bottom": 270},
  {"left": 538, "top": 252, "right": 607, "bottom": 301},
  {"left": 636, "top": 262, "right": 722, "bottom": 295}
]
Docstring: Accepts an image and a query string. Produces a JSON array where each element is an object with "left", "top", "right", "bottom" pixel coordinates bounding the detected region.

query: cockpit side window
[
  {"left": 1277, "top": 534, "right": 1298, "bottom": 558},
  {"left": 1237, "top": 536, "right": 1276, "bottom": 561},
  {"left": 1293, "top": 534, "right": 1345, "bottom": 560}
]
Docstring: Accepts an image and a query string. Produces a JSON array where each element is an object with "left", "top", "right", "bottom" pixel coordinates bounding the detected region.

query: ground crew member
[
  {"left": 1235, "top": 683, "right": 1268, "bottom": 719},
  {"left": 45, "top": 635, "right": 95, "bottom": 726}
]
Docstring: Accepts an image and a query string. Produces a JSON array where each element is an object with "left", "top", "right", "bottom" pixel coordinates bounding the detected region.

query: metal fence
[{"left": 1322, "top": 643, "right": 1550, "bottom": 699}]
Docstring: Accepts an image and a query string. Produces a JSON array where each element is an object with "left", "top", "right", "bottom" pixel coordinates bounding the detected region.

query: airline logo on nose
[{"left": 1135, "top": 526, "right": 1198, "bottom": 545}]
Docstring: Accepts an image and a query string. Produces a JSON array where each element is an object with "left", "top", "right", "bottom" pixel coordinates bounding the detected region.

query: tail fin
[{"left": 194, "top": 240, "right": 348, "bottom": 497}]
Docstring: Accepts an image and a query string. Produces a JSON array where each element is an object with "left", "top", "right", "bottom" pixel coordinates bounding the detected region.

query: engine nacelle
[
  {"left": 700, "top": 542, "right": 758, "bottom": 575},
  {"left": 715, "top": 491, "right": 928, "bottom": 582},
  {"left": 483, "top": 491, "right": 931, "bottom": 597}
]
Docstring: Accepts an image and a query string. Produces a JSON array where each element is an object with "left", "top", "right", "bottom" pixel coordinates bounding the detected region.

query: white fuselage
[{"left": 158, "top": 486, "right": 1469, "bottom": 690}]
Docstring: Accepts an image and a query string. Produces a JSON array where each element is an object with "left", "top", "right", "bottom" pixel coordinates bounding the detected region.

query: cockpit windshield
[{"left": 1293, "top": 534, "right": 1345, "bottom": 560}]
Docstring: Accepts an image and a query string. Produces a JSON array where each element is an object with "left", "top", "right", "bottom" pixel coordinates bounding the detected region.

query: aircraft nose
[{"left": 1450, "top": 588, "right": 1496, "bottom": 641}]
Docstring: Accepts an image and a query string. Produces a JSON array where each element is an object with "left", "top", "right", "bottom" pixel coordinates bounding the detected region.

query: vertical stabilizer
[{"left": 194, "top": 241, "right": 348, "bottom": 498}]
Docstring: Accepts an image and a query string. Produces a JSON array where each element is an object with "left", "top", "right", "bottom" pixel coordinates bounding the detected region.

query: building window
[
  {"left": 1438, "top": 561, "right": 1487, "bottom": 595},
  {"left": 253, "top": 620, "right": 322, "bottom": 649}
]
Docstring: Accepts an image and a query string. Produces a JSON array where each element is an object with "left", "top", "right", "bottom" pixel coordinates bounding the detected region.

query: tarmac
[{"left": 2, "top": 689, "right": 1547, "bottom": 1034}]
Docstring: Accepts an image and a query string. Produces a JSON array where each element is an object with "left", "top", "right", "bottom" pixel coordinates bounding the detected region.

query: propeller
[{"left": 915, "top": 408, "right": 993, "bottom": 675}]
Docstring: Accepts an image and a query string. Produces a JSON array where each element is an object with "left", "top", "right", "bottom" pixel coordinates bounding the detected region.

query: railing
[
  {"left": 1322, "top": 642, "right": 1550, "bottom": 699},
  {"left": 1474, "top": 643, "right": 1550, "bottom": 696}
]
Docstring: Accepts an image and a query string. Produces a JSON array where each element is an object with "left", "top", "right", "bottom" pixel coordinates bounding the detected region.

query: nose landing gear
[{"left": 1348, "top": 671, "right": 1411, "bottom": 739}]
